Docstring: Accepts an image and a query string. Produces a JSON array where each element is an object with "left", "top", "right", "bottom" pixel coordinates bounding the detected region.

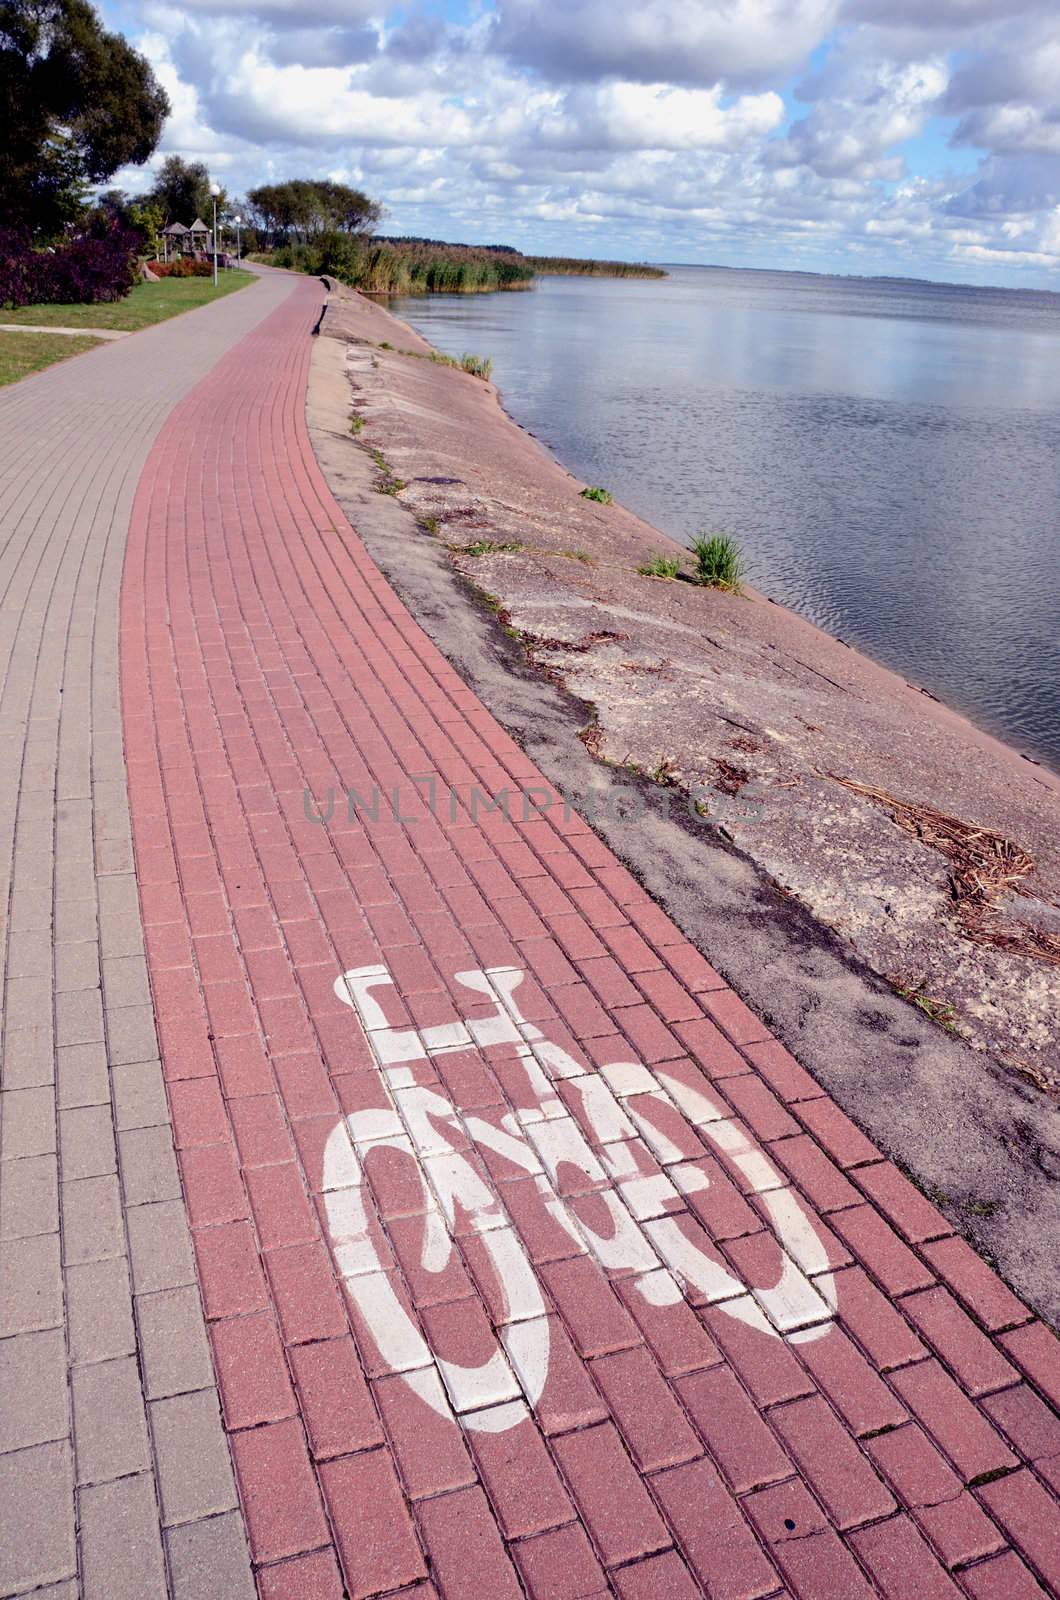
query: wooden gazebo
[{"left": 161, "top": 221, "right": 188, "bottom": 261}]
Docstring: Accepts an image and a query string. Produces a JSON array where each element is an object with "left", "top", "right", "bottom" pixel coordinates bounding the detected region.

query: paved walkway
[
  {"left": 2, "top": 273, "right": 1059, "bottom": 1599},
  {"left": 0, "top": 270, "right": 294, "bottom": 1598}
]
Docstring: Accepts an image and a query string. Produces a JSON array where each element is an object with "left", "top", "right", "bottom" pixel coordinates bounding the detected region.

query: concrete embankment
[{"left": 307, "top": 278, "right": 1060, "bottom": 1324}]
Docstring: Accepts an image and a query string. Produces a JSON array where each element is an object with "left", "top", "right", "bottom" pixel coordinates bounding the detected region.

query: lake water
[{"left": 391, "top": 266, "right": 1060, "bottom": 771}]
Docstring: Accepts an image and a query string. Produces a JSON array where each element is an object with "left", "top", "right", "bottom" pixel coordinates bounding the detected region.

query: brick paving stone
[
  {"left": 166, "top": 1511, "right": 257, "bottom": 1600},
  {"left": 790, "top": 1096, "right": 881, "bottom": 1169},
  {"left": 552, "top": 1421, "right": 671, "bottom": 1566},
  {"left": 320, "top": 1455, "right": 425, "bottom": 1597},
  {"left": 998, "top": 1321, "right": 1060, "bottom": 1411},
  {"left": 612, "top": 1549, "right": 702, "bottom": 1600},
  {"left": 373, "top": 1367, "right": 477, "bottom": 1498},
  {"left": 919, "top": 1236, "right": 1030, "bottom": 1334},
  {"left": 700, "top": 1298, "right": 811, "bottom": 1406},
  {"left": 788, "top": 1322, "right": 907, "bottom": 1436},
  {"left": 137, "top": 1284, "right": 215, "bottom": 1399},
  {"left": 652, "top": 1458, "right": 779, "bottom": 1599},
  {"left": 58, "top": 1103, "right": 116, "bottom": 1180},
  {"left": 770, "top": 1394, "right": 896, "bottom": 1528},
  {"left": 590, "top": 1344, "right": 702, "bottom": 1471},
  {"left": 675, "top": 1363, "right": 791, "bottom": 1493},
  {"left": 916, "top": 1490, "right": 1006, "bottom": 1569},
  {"left": 1, "top": 1233, "right": 63, "bottom": 1335},
  {"left": 976, "top": 1467, "right": 1060, "bottom": 1592},
  {"left": 415, "top": 1484, "right": 517, "bottom": 1600},
  {"left": 1, "top": 1154, "right": 59, "bottom": 1238},
  {"left": 889, "top": 1359, "right": 1019, "bottom": 1483},
  {"left": 0, "top": 1441, "right": 76, "bottom": 1595},
  {"left": 212, "top": 1312, "right": 298, "bottom": 1430},
  {"left": 66, "top": 1255, "right": 137, "bottom": 1363},
  {"left": 510, "top": 1312, "right": 610, "bottom": 1435},
  {"left": 126, "top": 1198, "right": 197, "bottom": 1294},
  {"left": 71, "top": 1355, "right": 152, "bottom": 1483},
  {"left": 768, "top": 1527, "right": 878, "bottom": 1600},
  {"left": 900, "top": 1286, "right": 1019, "bottom": 1398},
  {"left": 848, "top": 1515, "right": 963, "bottom": 1599},
  {"left": 540, "top": 1253, "right": 642, "bottom": 1357},
  {"left": 513, "top": 1523, "right": 610, "bottom": 1598},
  {"left": 151, "top": 1389, "right": 240, "bottom": 1525},
  {"left": 193, "top": 1219, "right": 269, "bottom": 1318},
  {"left": 256, "top": 1549, "right": 346, "bottom": 1600},
  {"left": 0, "top": 1328, "right": 69, "bottom": 1451},
  {"left": 981, "top": 1382, "right": 1060, "bottom": 1462},
  {"left": 853, "top": 1162, "right": 952, "bottom": 1244},
  {"left": 865, "top": 1421, "right": 963, "bottom": 1506},
  {"left": 467, "top": 1401, "right": 576, "bottom": 1536},
  {"left": 4, "top": 1025, "right": 56, "bottom": 1089},
  {"left": 230, "top": 1418, "right": 328, "bottom": 1564},
  {"left": 1, "top": 1085, "right": 56, "bottom": 1159},
  {"left": 60, "top": 1173, "right": 125, "bottom": 1264},
  {"left": 117, "top": 1124, "right": 182, "bottom": 1205},
  {"left": 826, "top": 1264, "right": 927, "bottom": 1371},
  {"left": 830, "top": 1203, "right": 936, "bottom": 1296},
  {"left": 959, "top": 1550, "right": 1049, "bottom": 1599},
  {"left": 78, "top": 1473, "right": 167, "bottom": 1599}
]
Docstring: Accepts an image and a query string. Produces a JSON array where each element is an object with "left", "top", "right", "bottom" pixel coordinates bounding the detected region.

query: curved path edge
[{"left": 0, "top": 269, "right": 297, "bottom": 1599}]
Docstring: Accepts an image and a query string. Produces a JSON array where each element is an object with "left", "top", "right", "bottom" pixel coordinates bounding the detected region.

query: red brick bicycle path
[{"left": 120, "top": 274, "right": 1060, "bottom": 1599}]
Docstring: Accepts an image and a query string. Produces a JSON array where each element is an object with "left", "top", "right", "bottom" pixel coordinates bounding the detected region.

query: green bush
[{"left": 580, "top": 486, "right": 613, "bottom": 504}]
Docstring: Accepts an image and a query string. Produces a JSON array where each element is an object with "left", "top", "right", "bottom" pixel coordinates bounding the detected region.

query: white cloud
[
  {"left": 491, "top": 0, "right": 840, "bottom": 88},
  {"left": 102, "top": 0, "right": 1060, "bottom": 286},
  {"left": 529, "top": 83, "right": 785, "bottom": 152}
]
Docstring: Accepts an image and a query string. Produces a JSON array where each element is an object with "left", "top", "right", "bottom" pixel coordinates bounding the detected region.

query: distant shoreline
[{"left": 655, "top": 258, "right": 1060, "bottom": 300}]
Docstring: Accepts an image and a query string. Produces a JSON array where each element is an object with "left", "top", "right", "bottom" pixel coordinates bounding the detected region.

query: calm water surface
[{"left": 391, "top": 266, "right": 1060, "bottom": 770}]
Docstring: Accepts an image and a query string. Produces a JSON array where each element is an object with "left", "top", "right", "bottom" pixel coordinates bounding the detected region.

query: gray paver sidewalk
[{"left": 0, "top": 272, "right": 293, "bottom": 1599}]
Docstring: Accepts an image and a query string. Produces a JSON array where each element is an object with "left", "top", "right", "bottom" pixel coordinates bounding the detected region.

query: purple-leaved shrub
[{"left": 0, "top": 221, "right": 140, "bottom": 308}]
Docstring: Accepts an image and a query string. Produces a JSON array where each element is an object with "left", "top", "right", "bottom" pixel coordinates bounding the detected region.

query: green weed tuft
[
  {"left": 370, "top": 448, "right": 405, "bottom": 496},
  {"left": 459, "top": 539, "right": 522, "bottom": 557},
  {"left": 691, "top": 532, "right": 744, "bottom": 591},
  {"left": 892, "top": 979, "right": 959, "bottom": 1034},
  {"left": 580, "top": 486, "right": 613, "bottom": 504},
  {"left": 638, "top": 553, "right": 681, "bottom": 578},
  {"left": 460, "top": 353, "right": 493, "bottom": 380}
]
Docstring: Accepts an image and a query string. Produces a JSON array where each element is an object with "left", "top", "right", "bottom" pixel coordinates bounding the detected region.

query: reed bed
[
  {"left": 259, "top": 236, "right": 665, "bottom": 295},
  {"left": 526, "top": 255, "right": 666, "bottom": 279}
]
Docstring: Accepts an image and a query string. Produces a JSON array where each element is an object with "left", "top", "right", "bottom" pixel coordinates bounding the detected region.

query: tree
[
  {"left": 144, "top": 155, "right": 226, "bottom": 227},
  {"left": 128, "top": 198, "right": 164, "bottom": 256},
  {"left": 246, "top": 180, "right": 380, "bottom": 246},
  {"left": 0, "top": 0, "right": 169, "bottom": 238}
]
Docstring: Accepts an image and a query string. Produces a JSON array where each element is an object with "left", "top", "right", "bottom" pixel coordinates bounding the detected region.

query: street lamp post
[
  {"left": 234, "top": 215, "right": 243, "bottom": 262},
  {"left": 209, "top": 182, "right": 220, "bottom": 287}
]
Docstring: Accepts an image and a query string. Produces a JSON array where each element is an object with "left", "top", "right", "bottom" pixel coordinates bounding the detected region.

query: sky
[{"left": 102, "top": 0, "right": 1060, "bottom": 289}]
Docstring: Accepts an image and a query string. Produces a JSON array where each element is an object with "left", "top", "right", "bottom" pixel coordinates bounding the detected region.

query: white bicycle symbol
[{"left": 323, "top": 964, "right": 837, "bottom": 1435}]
